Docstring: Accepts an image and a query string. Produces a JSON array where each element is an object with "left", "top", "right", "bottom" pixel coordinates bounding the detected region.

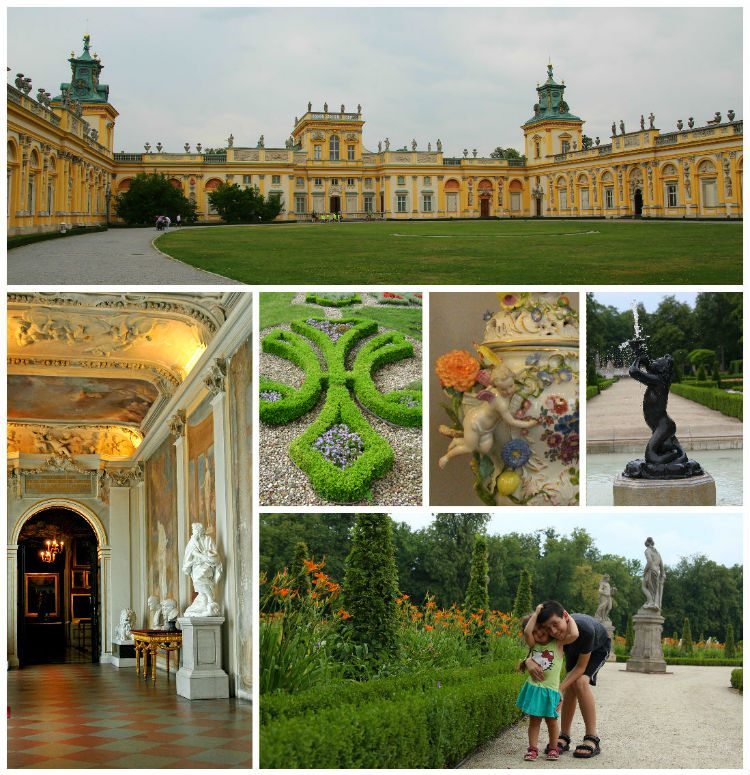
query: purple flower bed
[
  {"left": 306, "top": 319, "right": 352, "bottom": 342},
  {"left": 314, "top": 423, "right": 365, "bottom": 469},
  {"left": 260, "top": 390, "right": 283, "bottom": 402}
]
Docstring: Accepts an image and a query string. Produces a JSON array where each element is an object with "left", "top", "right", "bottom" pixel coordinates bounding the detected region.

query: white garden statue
[
  {"left": 438, "top": 363, "right": 538, "bottom": 469},
  {"left": 182, "top": 522, "right": 224, "bottom": 617}
]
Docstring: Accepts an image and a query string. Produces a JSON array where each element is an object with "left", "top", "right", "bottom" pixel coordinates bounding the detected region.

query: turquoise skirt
[{"left": 516, "top": 681, "right": 561, "bottom": 718}]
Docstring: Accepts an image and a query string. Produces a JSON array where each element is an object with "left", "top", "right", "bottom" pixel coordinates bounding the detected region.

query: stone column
[
  {"left": 7, "top": 544, "right": 19, "bottom": 668},
  {"left": 98, "top": 544, "right": 113, "bottom": 660},
  {"left": 169, "top": 410, "right": 189, "bottom": 610},
  {"left": 626, "top": 608, "right": 667, "bottom": 673}
]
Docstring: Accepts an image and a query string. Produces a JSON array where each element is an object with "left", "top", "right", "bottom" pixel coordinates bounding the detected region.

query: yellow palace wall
[{"left": 7, "top": 75, "right": 743, "bottom": 234}]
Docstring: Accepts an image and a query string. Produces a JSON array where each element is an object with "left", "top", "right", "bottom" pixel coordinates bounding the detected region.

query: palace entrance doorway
[
  {"left": 16, "top": 507, "right": 100, "bottom": 666},
  {"left": 480, "top": 197, "right": 490, "bottom": 217},
  {"left": 634, "top": 188, "right": 643, "bottom": 216},
  {"left": 329, "top": 196, "right": 341, "bottom": 214}
]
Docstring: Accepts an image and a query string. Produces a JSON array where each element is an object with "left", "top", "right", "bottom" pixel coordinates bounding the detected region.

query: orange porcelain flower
[{"left": 436, "top": 350, "right": 481, "bottom": 392}]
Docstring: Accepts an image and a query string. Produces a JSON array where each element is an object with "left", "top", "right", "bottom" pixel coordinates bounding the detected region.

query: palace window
[
  {"left": 329, "top": 135, "right": 340, "bottom": 160},
  {"left": 510, "top": 192, "right": 521, "bottom": 211},
  {"left": 422, "top": 193, "right": 433, "bottom": 212},
  {"left": 666, "top": 183, "right": 678, "bottom": 208},
  {"left": 296, "top": 177, "right": 304, "bottom": 187},
  {"left": 558, "top": 190, "right": 568, "bottom": 210},
  {"left": 348, "top": 145, "right": 355, "bottom": 161},
  {"left": 535, "top": 140, "right": 541, "bottom": 159},
  {"left": 446, "top": 192, "right": 458, "bottom": 213},
  {"left": 561, "top": 140, "right": 570, "bottom": 154},
  {"left": 331, "top": 178, "right": 339, "bottom": 185},
  {"left": 295, "top": 194, "right": 306, "bottom": 213},
  {"left": 347, "top": 177, "right": 355, "bottom": 187},
  {"left": 27, "top": 173, "right": 35, "bottom": 213},
  {"left": 314, "top": 145, "right": 321, "bottom": 160},
  {"left": 423, "top": 176, "right": 431, "bottom": 185},
  {"left": 272, "top": 175, "right": 281, "bottom": 185},
  {"left": 396, "top": 193, "right": 407, "bottom": 212},
  {"left": 701, "top": 178, "right": 718, "bottom": 207},
  {"left": 363, "top": 193, "right": 374, "bottom": 213},
  {"left": 243, "top": 175, "right": 251, "bottom": 185},
  {"left": 364, "top": 177, "right": 373, "bottom": 189},
  {"left": 397, "top": 175, "right": 405, "bottom": 186},
  {"left": 604, "top": 187, "right": 614, "bottom": 208},
  {"left": 580, "top": 188, "right": 590, "bottom": 209},
  {"left": 314, "top": 177, "right": 323, "bottom": 186}
]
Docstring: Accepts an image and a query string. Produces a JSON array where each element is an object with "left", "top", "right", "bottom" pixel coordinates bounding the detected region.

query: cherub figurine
[{"left": 439, "top": 364, "right": 538, "bottom": 469}]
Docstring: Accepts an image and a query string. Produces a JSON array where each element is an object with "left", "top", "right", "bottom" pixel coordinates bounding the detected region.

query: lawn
[{"left": 156, "top": 219, "right": 742, "bottom": 284}]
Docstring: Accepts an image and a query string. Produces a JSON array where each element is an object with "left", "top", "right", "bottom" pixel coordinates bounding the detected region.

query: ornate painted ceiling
[{"left": 7, "top": 292, "right": 236, "bottom": 461}]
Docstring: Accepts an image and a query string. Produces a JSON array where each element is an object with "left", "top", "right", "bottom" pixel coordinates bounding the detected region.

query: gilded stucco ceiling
[{"left": 7, "top": 292, "right": 233, "bottom": 460}]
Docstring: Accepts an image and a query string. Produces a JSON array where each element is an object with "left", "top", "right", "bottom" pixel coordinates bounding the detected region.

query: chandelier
[{"left": 39, "top": 538, "right": 64, "bottom": 563}]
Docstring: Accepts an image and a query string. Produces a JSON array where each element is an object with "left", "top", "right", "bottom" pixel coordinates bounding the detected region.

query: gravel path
[
  {"left": 8, "top": 226, "right": 237, "bottom": 285},
  {"left": 460, "top": 663, "right": 742, "bottom": 769},
  {"left": 258, "top": 306, "right": 422, "bottom": 506}
]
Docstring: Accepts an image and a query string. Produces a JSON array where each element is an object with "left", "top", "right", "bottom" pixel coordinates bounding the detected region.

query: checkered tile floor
[{"left": 8, "top": 662, "right": 252, "bottom": 768}]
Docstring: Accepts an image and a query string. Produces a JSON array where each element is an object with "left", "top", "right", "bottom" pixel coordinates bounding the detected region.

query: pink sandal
[
  {"left": 546, "top": 746, "right": 560, "bottom": 761},
  {"left": 524, "top": 746, "right": 539, "bottom": 761}
]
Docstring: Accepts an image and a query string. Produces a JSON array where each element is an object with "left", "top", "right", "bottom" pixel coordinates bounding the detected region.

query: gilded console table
[{"left": 131, "top": 629, "right": 182, "bottom": 683}]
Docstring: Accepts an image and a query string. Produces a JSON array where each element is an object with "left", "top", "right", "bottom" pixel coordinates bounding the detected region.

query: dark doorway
[
  {"left": 329, "top": 196, "right": 341, "bottom": 214},
  {"left": 18, "top": 509, "right": 99, "bottom": 666},
  {"left": 535, "top": 198, "right": 542, "bottom": 217},
  {"left": 634, "top": 188, "right": 643, "bottom": 216},
  {"left": 480, "top": 197, "right": 490, "bottom": 217}
]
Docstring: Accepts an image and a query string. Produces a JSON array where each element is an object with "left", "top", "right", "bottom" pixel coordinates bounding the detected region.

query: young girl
[{"left": 516, "top": 603, "right": 579, "bottom": 761}]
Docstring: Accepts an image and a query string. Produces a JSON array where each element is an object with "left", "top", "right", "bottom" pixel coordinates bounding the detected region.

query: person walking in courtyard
[
  {"left": 516, "top": 604, "right": 579, "bottom": 761},
  {"left": 526, "top": 600, "right": 611, "bottom": 759}
]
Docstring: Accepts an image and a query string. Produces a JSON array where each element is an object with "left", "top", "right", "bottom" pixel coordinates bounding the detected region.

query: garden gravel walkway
[
  {"left": 8, "top": 227, "right": 236, "bottom": 285},
  {"left": 259, "top": 302, "right": 422, "bottom": 506},
  {"left": 460, "top": 663, "right": 742, "bottom": 769}
]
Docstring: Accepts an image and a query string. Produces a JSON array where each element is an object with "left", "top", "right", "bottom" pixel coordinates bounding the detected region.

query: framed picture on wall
[
  {"left": 25, "top": 573, "right": 58, "bottom": 618},
  {"left": 71, "top": 593, "right": 92, "bottom": 621},
  {"left": 72, "top": 569, "right": 91, "bottom": 589}
]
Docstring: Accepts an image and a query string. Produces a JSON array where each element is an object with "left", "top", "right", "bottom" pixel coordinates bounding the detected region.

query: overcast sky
[
  {"left": 592, "top": 292, "right": 698, "bottom": 313},
  {"left": 8, "top": 7, "right": 743, "bottom": 155},
  {"left": 387, "top": 511, "right": 743, "bottom": 568}
]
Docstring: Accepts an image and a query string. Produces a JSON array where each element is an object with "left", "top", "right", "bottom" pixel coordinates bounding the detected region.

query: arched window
[{"left": 329, "top": 135, "right": 340, "bottom": 161}]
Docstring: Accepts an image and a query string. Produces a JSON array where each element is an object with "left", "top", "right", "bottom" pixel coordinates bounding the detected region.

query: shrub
[
  {"left": 586, "top": 385, "right": 599, "bottom": 399},
  {"left": 597, "top": 377, "right": 618, "bottom": 392},
  {"left": 373, "top": 291, "right": 410, "bottom": 305},
  {"left": 730, "top": 668, "right": 743, "bottom": 692},
  {"left": 682, "top": 618, "right": 693, "bottom": 655},
  {"left": 115, "top": 172, "right": 197, "bottom": 224},
  {"left": 697, "top": 364, "right": 707, "bottom": 381},
  {"left": 512, "top": 569, "right": 533, "bottom": 621},
  {"left": 725, "top": 623, "right": 736, "bottom": 658},
  {"left": 305, "top": 292, "right": 361, "bottom": 307},
  {"left": 669, "top": 383, "right": 743, "bottom": 420},
  {"left": 729, "top": 359, "right": 743, "bottom": 374},
  {"left": 260, "top": 665, "right": 525, "bottom": 768},
  {"left": 688, "top": 349, "right": 717, "bottom": 369},
  {"left": 342, "top": 515, "right": 400, "bottom": 663},
  {"left": 465, "top": 535, "right": 490, "bottom": 614},
  {"left": 8, "top": 225, "right": 107, "bottom": 249}
]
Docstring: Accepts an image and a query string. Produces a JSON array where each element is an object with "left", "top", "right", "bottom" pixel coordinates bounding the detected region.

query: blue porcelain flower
[
  {"left": 530, "top": 307, "right": 543, "bottom": 322},
  {"left": 554, "top": 413, "right": 579, "bottom": 436},
  {"left": 525, "top": 352, "right": 541, "bottom": 366},
  {"left": 502, "top": 438, "right": 531, "bottom": 470},
  {"left": 538, "top": 370, "right": 554, "bottom": 385},
  {"left": 558, "top": 368, "right": 573, "bottom": 382}
]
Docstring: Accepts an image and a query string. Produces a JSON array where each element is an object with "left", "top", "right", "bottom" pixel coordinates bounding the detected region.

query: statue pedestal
[
  {"left": 626, "top": 609, "right": 666, "bottom": 673},
  {"left": 176, "top": 617, "right": 229, "bottom": 700},
  {"left": 613, "top": 472, "right": 716, "bottom": 506},
  {"left": 603, "top": 622, "right": 616, "bottom": 662},
  {"left": 111, "top": 639, "right": 136, "bottom": 668}
]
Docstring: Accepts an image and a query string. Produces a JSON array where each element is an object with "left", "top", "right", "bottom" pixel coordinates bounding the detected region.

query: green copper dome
[
  {"left": 53, "top": 34, "right": 110, "bottom": 104},
  {"left": 524, "top": 64, "right": 580, "bottom": 126}
]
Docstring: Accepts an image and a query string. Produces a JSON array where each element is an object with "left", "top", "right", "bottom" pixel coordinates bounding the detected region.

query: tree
[
  {"left": 342, "top": 514, "right": 400, "bottom": 661},
  {"left": 465, "top": 534, "right": 490, "bottom": 613},
  {"left": 208, "top": 182, "right": 283, "bottom": 223},
  {"left": 115, "top": 172, "right": 197, "bottom": 225},
  {"left": 725, "top": 623, "right": 736, "bottom": 658},
  {"left": 490, "top": 147, "right": 522, "bottom": 160},
  {"left": 512, "top": 568, "right": 533, "bottom": 619},
  {"left": 694, "top": 292, "right": 743, "bottom": 368},
  {"left": 292, "top": 540, "right": 311, "bottom": 591},
  {"left": 682, "top": 617, "right": 693, "bottom": 654},
  {"left": 625, "top": 614, "right": 635, "bottom": 653}
]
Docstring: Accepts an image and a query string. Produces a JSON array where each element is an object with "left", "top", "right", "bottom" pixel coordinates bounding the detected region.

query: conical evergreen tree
[
  {"left": 292, "top": 540, "right": 311, "bottom": 591},
  {"left": 343, "top": 514, "right": 399, "bottom": 661},
  {"left": 682, "top": 617, "right": 693, "bottom": 655},
  {"left": 725, "top": 623, "right": 736, "bottom": 658},
  {"left": 512, "top": 568, "right": 533, "bottom": 620},
  {"left": 625, "top": 614, "right": 635, "bottom": 653},
  {"left": 464, "top": 534, "right": 490, "bottom": 613}
]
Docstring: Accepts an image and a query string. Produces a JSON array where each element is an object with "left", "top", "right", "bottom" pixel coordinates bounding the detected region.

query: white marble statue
[
  {"left": 594, "top": 574, "right": 616, "bottom": 624},
  {"left": 114, "top": 608, "right": 136, "bottom": 642},
  {"left": 147, "top": 595, "right": 163, "bottom": 629},
  {"left": 641, "top": 537, "right": 666, "bottom": 611},
  {"left": 182, "top": 523, "right": 223, "bottom": 617},
  {"left": 161, "top": 598, "right": 179, "bottom": 627}
]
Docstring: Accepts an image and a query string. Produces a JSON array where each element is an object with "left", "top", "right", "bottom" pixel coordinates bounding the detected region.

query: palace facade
[{"left": 7, "top": 36, "right": 743, "bottom": 235}]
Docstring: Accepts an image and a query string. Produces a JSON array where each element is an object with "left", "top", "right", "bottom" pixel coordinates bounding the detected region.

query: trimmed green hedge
[
  {"left": 586, "top": 385, "right": 599, "bottom": 399},
  {"left": 729, "top": 359, "right": 743, "bottom": 374},
  {"left": 305, "top": 292, "right": 361, "bottom": 307},
  {"left": 617, "top": 655, "right": 743, "bottom": 666},
  {"left": 730, "top": 668, "right": 743, "bottom": 692},
  {"left": 8, "top": 225, "right": 107, "bottom": 249},
  {"left": 598, "top": 378, "right": 617, "bottom": 391},
  {"left": 260, "top": 662, "right": 524, "bottom": 768},
  {"left": 669, "top": 383, "right": 743, "bottom": 420}
]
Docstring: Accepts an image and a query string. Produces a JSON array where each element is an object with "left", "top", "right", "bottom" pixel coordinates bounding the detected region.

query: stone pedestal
[
  {"left": 176, "top": 617, "right": 229, "bottom": 700},
  {"left": 603, "top": 622, "right": 616, "bottom": 662},
  {"left": 613, "top": 472, "right": 716, "bottom": 506},
  {"left": 626, "top": 609, "right": 667, "bottom": 673},
  {"left": 111, "top": 639, "right": 136, "bottom": 668}
]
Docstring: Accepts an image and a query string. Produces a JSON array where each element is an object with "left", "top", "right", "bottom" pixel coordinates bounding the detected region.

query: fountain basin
[{"left": 613, "top": 471, "right": 716, "bottom": 506}]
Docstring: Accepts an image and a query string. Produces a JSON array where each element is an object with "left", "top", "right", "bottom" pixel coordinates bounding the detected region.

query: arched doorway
[
  {"left": 478, "top": 179, "right": 492, "bottom": 217},
  {"left": 634, "top": 188, "right": 643, "bottom": 216},
  {"left": 329, "top": 195, "right": 341, "bottom": 214},
  {"left": 17, "top": 507, "right": 100, "bottom": 666},
  {"left": 9, "top": 500, "right": 109, "bottom": 669}
]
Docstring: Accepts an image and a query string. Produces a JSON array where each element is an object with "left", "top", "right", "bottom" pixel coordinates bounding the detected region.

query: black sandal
[
  {"left": 573, "top": 734, "right": 601, "bottom": 758},
  {"left": 556, "top": 732, "right": 571, "bottom": 753}
]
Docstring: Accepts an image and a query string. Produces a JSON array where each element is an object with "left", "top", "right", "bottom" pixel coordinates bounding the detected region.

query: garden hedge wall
[
  {"left": 616, "top": 655, "right": 743, "bottom": 667},
  {"left": 669, "top": 383, "right": 743, "bottom": 420},
  {"left": 260, "top": 661, "right": 524, "bottom": 768},
  {"left": 730, "top": 668, "right": 743, "bottom": 692},
  {"left": 8, "top": 225, "right": 107, "bottom": 249},
  {"left": 586, "top": 385, "right": 599, "bottom": 399}
]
